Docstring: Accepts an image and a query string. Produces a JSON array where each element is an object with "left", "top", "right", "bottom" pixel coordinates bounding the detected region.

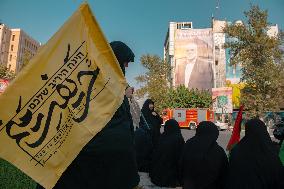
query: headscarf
[
  {"left": 182, "top": 121, "right": 219, "bottom": 159},
  {"left": 243, "top": 119, "right": 278, "bottom": 156},
  {"left": 180, "top": 121, "right": 227, "bottom": 189},
  {"left": 164, "top": 119, "right": 181, "bottom": 135},
  {"left": 109, "top": 41, "right": 134, "bottom": 75},
  {"left": 150, "top": 119, "right": 184, "bottom": 187},
  {"left": 196, "top": 121, "right": 219, "bottom": 143},
  {"left": 225, "top": 119, "right": 284, "bottom": 189},
  {"left": 141, "top": 99, "right": 154, "bottom": 116}
]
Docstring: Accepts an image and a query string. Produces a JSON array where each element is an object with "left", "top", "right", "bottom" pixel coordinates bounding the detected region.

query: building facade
[
  {"left": 8, "top": 29, "right": 40, "bottom": 73},
  {"left": 0, "top": 23, "right": 40, "bottom": 74},
  {"left": 164, "top": 20, "right": 280, "bottom": 88},
  {"left": 0, "top": 23, "right": 11, "bottom": 67},
  {"left": 212, "top": 19, "right": 226, "bottom": 88},
  {"left": 164, "top": 21, "right": 226, "bottom": 90}
]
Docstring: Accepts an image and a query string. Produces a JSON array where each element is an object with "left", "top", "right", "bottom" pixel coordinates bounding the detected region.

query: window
[
  {"left": 12, "top": 35, "right": 15, "bottom": 41},
  {"left": 177, "top": 23, "right": 192, "bottom": 29},
  {"left": 177, "top": 24, "right": 182, "bottom": 29},
  {"left": 215, "top": 60, "right": 218, "bottom": 66},
  {"left": 9, "top": 55, "right": 12, "bottom": 61},
  {"left": 11, "top": 45, "right": 14, "bottom": 51},
  {"left": 183, "top": 23, "right": 191, "bottom": 29}
]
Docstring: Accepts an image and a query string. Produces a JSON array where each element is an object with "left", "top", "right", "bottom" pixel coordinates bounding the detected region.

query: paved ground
[{"left": 138, "top": 172, "right": 182, "bottom": 189}]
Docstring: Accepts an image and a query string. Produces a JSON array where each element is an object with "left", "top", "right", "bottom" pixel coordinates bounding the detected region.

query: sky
[{"left": 0, "top": 0, "right": 284, "bottom": 89}]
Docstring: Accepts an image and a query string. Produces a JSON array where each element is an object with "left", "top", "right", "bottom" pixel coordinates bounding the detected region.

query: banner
[
  {"left": 174, "top": 29, "right": 214, "bottom": 90},
  {"left": 0, "top": 3, "right": 126, "bottom": 189},
  {"left": 212, "top": 87, "right": 233, "bottom": 113}
]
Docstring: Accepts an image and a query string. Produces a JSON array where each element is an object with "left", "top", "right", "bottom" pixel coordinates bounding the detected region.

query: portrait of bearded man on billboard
[{"left": 175, "top": 36, "right": 214, "bottom": 90}]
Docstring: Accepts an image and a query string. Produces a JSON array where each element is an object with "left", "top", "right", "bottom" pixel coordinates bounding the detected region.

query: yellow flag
[{"left": 0, "top": 3, "right": 126, "bottom": 189}]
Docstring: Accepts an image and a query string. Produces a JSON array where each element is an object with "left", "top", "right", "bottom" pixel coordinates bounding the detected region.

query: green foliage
[
  {"left": 224, "top": 5, "right": 284, "bottom": 117},
  {"left": 0, "top": 158, "right": 36, "bottom": 189},
  {"left": 135, "top": 54, "right": 171, "bottom": 112},
  {"left": 21, "top": 51, "right": 33, "bottom": 70},
  {"left": 164, "top": 85, "right": 212, "bottom": 109},
  {"left": 0, "top": 51, "right": 32, "bottom": 81},
  {"left": 0, "top": 65, "right": 15, "bottom": 80}
]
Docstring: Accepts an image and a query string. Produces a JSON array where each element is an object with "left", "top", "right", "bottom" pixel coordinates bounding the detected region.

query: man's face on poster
[{"left": 184, "top": 43, "right": 197, "bottom": 63}]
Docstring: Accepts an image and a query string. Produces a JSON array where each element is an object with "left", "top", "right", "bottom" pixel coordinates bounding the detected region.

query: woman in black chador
[
  {"left": 139, "top": 99, "right": 162, "bottom": 147},
  {"left": 37, "top": 41, "right": 139, "bottom": 189},
  {"left": 134, "top": 119, "right": 153, "bottom": 172},
  {"left": 180, "top": 121, "right": 228, "bottom": 189},
  {"left": 225, "top": 119, "right": 284, "bottom": 189},
  {"left": 149, "top": 119, "right": 184, "bottom": 187}
]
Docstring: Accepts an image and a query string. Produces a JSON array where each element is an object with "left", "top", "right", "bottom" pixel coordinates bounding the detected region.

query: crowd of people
[
  {"left": 36, "top": 41, "right": 284, "bottom": 189},
  {"left": 135, "top": 103, "right": 284, "bottom": 189}
]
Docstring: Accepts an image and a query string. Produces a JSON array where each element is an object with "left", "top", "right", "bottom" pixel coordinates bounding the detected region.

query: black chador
[
  {"left": 149, "top": 119, "right": 184, "bottom": 187},
  {"left": 180, "top": 121, "right": 228, "bottom": 189},
  {"left": 225, "top": 119, "right": 284, "bottom": 189}
]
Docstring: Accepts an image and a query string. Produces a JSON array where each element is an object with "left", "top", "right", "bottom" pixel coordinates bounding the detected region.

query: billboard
[
  {"left": 174, "top": 29, "right": 214, "bottom": 90},
  {"left": 212, "top": 87, "right": 233, "bottom": 113}
]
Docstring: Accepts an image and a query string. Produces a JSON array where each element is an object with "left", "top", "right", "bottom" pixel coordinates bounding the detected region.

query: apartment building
[{"left": 0, "top": 23, "right": 40, "bottom": 74}]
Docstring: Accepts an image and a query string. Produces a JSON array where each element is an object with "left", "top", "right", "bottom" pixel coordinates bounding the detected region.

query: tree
[
  {"left": 0, "top": 64, "right": 15, "bottom": 80},
  {"left": 224, "top": 5, "right": 284, "bottom": 117},
  {"left": 164, "top": 85, "right": 212, "bottom": 109},
  {"left": 21, "top": 50, "right": 33, "bottom": 70},
  {"left": 135, "top": 54, "right": 171, "bottom": 112},
  {"left": 0, "top": 50, "right": 32, "bottom": 81}
]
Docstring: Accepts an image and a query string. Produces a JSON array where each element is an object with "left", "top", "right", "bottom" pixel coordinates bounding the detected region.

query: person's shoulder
[
  {"left": 209, "top": 143, "right": 226, "bottom": 156},
  {"left": 184, "top": 137, "right": 196, "bottom": 147},
  {"left": 227, "top": 144, "right": 241, "bottom": 161}
]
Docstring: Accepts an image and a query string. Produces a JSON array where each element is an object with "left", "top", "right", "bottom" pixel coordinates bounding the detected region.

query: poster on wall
[
  {"left": 212, "top": 87, "right": 233, "bottom": 113},
  {"left": 174, "top": 29, "right": 214, "bottom": 90}
]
